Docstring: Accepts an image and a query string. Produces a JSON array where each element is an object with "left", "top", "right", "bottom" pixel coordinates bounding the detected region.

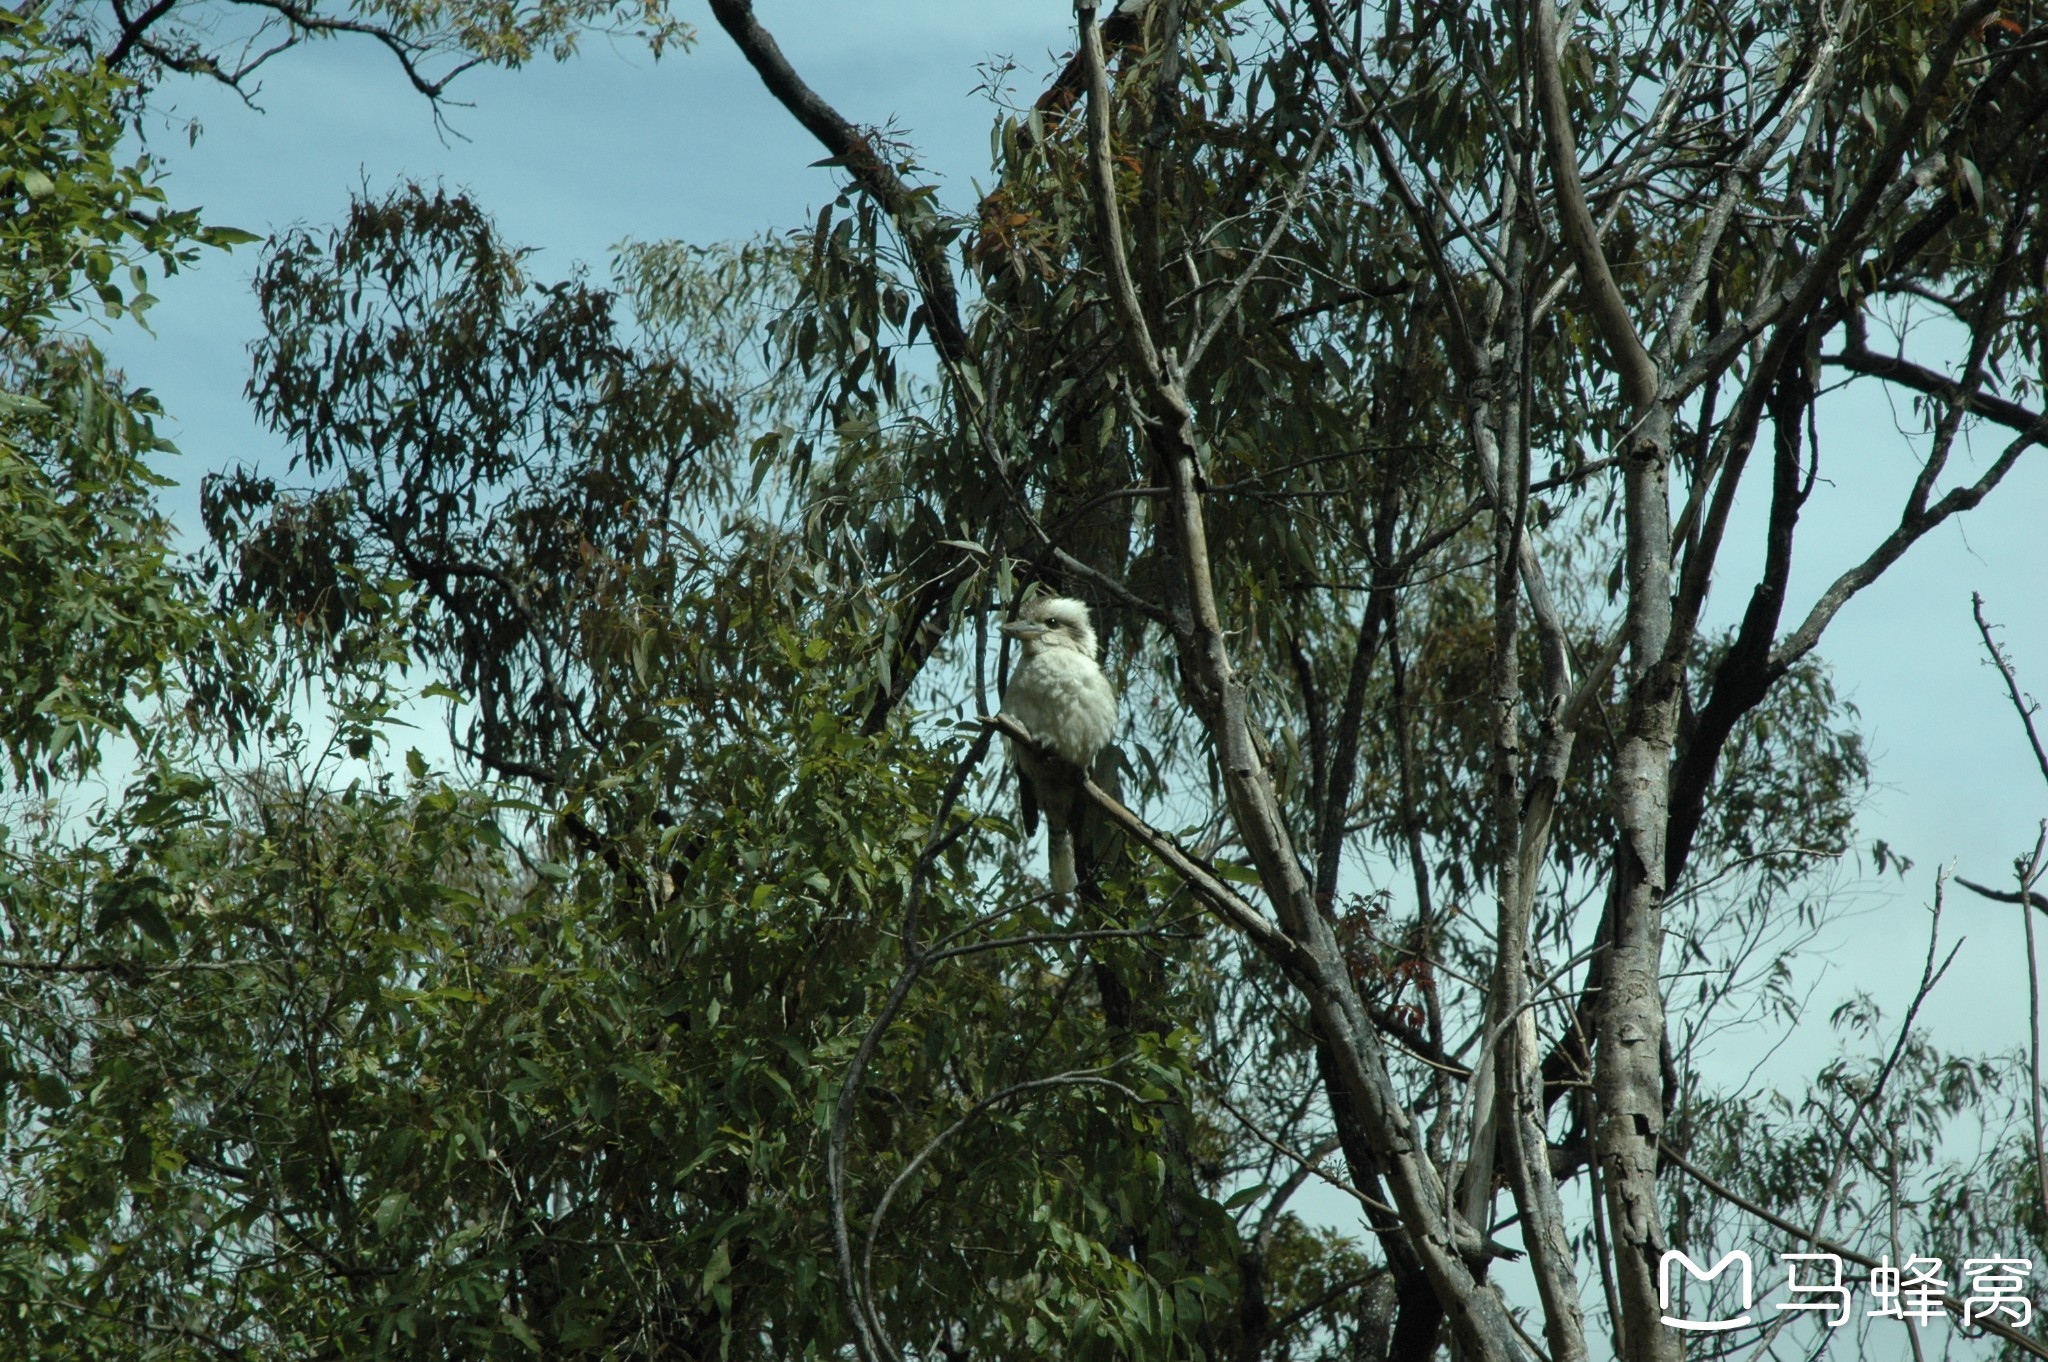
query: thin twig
[
  {"left": 823, "top": 727, "right": 996, "bottom": 1362},
  {"left": 1971, "top": 594, "right": 2048, "bottom": 787},
  {"left": 1209, "top": 1086, "right": 1394, "bottom": 1215},
  {"left": 978, "top": 713, "right": 1306, "bottom": 975},
  {"left": 1184, "top": 115, "right": 1337, "bottom": 373},
  {"left": 1799, "top": 881, "right": 1959, "bottom": 1283}
]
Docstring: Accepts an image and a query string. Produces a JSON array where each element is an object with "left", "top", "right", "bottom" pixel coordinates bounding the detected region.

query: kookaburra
[{"left": 1001, "top": 596, "right": 1118, "bottom": 895}]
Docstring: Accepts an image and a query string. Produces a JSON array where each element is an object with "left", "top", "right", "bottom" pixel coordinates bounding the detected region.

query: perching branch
[{"left": 980, "top": 712, "right": 1302, "bottom": 968}]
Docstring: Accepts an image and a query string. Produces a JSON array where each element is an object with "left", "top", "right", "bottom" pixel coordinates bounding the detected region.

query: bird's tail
[{"left": 1048, "top": 830, "right": 1078, "bottom": 896}]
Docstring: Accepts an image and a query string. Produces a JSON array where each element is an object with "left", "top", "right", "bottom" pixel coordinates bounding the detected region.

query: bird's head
[{"left": 1000, "top": 596, "right": 1100, "bottom": 661}]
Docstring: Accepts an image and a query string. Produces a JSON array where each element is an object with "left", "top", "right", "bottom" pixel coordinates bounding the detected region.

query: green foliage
[
  {"left": 0, "top": 661, "right": 1247, "bottom": 1359},
  {"left": 0, "top": 16, "right": 251, "bottom": 339},
  {"left": 1671, "top": 1024, "right": 2046, "bottom": 1355},
  {"left": 0, "top": 16, "right": 252, "bottom": 790},
  {"left": 214, "top": 184, "right": 741, "bottom": 784},
  {"left": 346, "top": 0, "right": 692, "bottom": 65}
]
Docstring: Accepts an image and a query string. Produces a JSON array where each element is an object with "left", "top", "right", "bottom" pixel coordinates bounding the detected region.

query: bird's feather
[
  {"left": 1001, "top": 597, "right": 1117, "bottom": 896},
  {"left": 1018, "top": 768, "right": 1039, "bottom": 836}
]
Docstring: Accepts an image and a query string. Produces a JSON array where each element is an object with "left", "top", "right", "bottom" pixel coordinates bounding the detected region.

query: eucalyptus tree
[
  {"left": 686, "top": 1, "right": 2048, "bottom": 1359},
  {"left": 207, "top": 0, "right": 2048, "bottom": 1354},
  {"left": 7, "top": 0, "right": 2046, "bottom": 1359}
]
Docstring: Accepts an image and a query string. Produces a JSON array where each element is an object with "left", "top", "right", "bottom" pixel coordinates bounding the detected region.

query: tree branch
[
  {"left": 1670, "top": 0, "right": 2000, "bottom": 404},
  {"left": 706, "top": 0, "right": 968, "bottom": 362},
  {"left": 1971, "top": 592, "right": 2048, "bottom": 789},
  {"left": 1531, "top": 0, "right": 1657, "bottom": 413},
  {"left": 1771, "top": 425, "right": 2040, "bottom": 671},
  {"left": 1076, "top": 11, "right": 1531, "bottom": 1357},
  {"left": 1828, "top": 343, "right": 2048, "bottom": 439},
  {"left": 1956, "top": 877, "right": 2048, "bottom": 917}
]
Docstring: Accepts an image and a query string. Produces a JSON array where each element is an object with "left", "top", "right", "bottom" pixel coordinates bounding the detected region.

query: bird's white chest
[{"left": 1003, "top": 649, "right": 1117, "bottom": 767}]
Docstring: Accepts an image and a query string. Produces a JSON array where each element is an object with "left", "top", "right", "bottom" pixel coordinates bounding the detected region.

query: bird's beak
[{"left": 1000, "top": 620, "right": 1049, "bottom": 639}]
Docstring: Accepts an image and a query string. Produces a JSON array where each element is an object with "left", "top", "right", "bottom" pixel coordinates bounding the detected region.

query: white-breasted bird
[{"left": 1000, "top": 596, "right": 1118, "bottom": 895}]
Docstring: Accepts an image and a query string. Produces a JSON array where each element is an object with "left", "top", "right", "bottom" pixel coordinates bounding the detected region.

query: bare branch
[
  {"left": 1771, "top": 426, "right": 2040, "bottom": 671},
  {"left": 1971, "top": 593, "right": 2048, "bottom": 789},
  {"left": 980, "top": 712, "right": 1305, "bottom": 970},
  {"left": 1956, "top": 876, "right": 2048, "bottom": 918},
  {"left": 1828, "top": 343, "right": 2048, "bottom": 437},
  {"left": 707, "top": 0, "right": 967, "bottom": 362},
  {"left": 1078, "top": 4, "right": 1167, "bottom": 390}
]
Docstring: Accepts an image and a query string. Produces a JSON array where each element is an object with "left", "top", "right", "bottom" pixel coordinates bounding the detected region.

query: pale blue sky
[{"left": 101, "top": 1, "right": 2048, "bottom": 1117}]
